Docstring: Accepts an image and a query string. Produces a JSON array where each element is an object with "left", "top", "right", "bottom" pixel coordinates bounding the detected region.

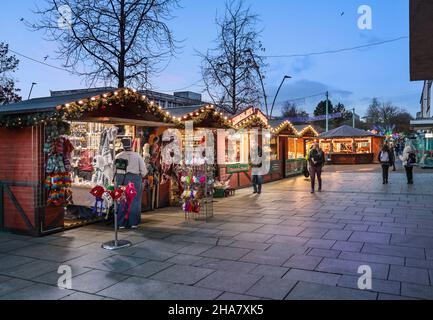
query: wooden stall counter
[{"left": 328, "top": 153, "right": 374, "bottom": 165}]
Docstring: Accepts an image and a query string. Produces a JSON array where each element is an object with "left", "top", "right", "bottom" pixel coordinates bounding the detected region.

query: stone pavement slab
[
  {"left": 196, "top": 270, "right": 261, "bottom": 294},
  {"left": 150, "top": 264, "right": 214, "bottom": 285},
  {"left": 286, "top": 282, "right": 377, "bottom": 300},
  {"left": 2, "top": 167, "right": 433, "bottom": 300}
]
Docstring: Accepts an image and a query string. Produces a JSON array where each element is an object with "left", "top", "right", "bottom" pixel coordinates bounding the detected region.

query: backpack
[
  {"left": 380, "top": 151, "right": 389, "bottom": 163},
  {"left": 408, "top": 152, "right": 417, "bottom": 166}
]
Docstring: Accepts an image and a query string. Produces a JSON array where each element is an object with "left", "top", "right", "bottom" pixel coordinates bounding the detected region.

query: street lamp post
[
  {"left": 270, "top": 75, "right": 291, "bottom": 119},
  {"left": 28, "top": 82, "right": 37, "bottom": 100}
]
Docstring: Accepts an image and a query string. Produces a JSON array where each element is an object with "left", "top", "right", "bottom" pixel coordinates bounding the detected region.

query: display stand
[
  {"left": 182, "top": 164, "right": 214, "bottom": 222},
  {"left": 101, "top": 208, "right": 132, "bottom": 250}
]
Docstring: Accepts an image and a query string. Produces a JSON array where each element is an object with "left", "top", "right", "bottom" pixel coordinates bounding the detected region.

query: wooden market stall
[
  {"left": 270, "top": 121, "right": 320, "bottom": 178},
  {"left": 216, "top": 107, "right": 271, "bottom": 189},
  {"left": 0, "top": 88, "right": 182, "bottom": 236},
  {"left": 162, "top": 104, "right": 233, "bottom": 205},
  {"left": 318, "top": 125, "right": 384, "bottom": 164}
]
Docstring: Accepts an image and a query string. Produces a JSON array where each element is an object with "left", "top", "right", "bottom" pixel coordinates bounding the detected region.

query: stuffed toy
[{"left": 123, "top": 182, "right": 137, "bottom": 221}]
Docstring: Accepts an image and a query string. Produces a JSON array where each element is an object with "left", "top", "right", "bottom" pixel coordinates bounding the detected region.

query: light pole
[
  {"left": 270, "top": 75, "right": 291, "bottom": 119},
  {"left": 28, "top": 82, "right": 37, "bottom": 100},
  {"left": 352, "top": 108, "right": 356, "bottom": 128},
  {"left": 325, "top": 91, "right": 329, "bottom": 132}
]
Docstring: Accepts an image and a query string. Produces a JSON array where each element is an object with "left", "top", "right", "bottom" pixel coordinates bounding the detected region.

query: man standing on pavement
[{"left": 308, "top": 142, "right": 326, "bottom": 194}]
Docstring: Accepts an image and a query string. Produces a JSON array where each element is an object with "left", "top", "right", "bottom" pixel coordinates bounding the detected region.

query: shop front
[
  {"left": 0, "top": 88, "right": 181, "bottom": 236},
  {"left": 218, "top": 107, "right": 271, "bottom": 189},
  {"left": 411, "top": 119, "right": 433, "bottom": 168},
  {"left": 270, "top": 121, "right": 319, "bottom": 178},
  {"left": 318, "top": 125, "right": 384, "bottom": 164}
]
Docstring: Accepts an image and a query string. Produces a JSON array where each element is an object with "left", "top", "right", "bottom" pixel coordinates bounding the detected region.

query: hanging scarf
[{"left": 123, "top": 182, "right": 137, "bottom": 221}]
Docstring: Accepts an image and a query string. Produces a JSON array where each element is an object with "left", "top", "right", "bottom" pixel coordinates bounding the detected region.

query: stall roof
[
  {"left": 319, "top": 125, "right": 380, "bottom": 139},
  {"left": 0, "top": 89, "right": 113, "bottom": 115}
]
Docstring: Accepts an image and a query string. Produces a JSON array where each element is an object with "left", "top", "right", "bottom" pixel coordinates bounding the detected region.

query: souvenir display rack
[{"left": 180, "top": 163, "right": 214, "bottom": 221}]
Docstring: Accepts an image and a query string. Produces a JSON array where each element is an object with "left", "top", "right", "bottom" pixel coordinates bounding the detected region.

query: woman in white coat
[{"left": 400, "top": 143, "right": 415, "bottom": 185}]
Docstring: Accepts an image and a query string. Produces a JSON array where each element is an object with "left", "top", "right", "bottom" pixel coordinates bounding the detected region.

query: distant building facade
[{"left": 51, "top": 87, "right": 205, "bottom": 109}]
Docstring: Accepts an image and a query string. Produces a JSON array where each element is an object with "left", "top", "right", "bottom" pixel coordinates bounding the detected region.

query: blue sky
[{"left": 0, "top": 0, "right": 422, "bottom": 117}]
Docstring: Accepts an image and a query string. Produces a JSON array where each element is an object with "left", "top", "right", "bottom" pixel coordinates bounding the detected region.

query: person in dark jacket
[
  {"left": 378, "top": 144, "right": 394, "bottom": 185},
  {"left": 308, "top": 142, "right": 326, "bottom": 193}
]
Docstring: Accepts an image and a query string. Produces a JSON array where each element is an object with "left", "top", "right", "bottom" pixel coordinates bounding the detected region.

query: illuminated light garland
[{"left": 0, "top": 88, "right": 175, "bottom": 128}]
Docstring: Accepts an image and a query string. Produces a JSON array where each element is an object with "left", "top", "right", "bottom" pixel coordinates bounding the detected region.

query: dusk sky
[{"left": 1, "top": 0, "right": 422, "bottom": 117}]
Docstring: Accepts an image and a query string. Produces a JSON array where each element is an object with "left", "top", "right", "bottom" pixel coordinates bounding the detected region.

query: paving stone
[
  {"left": 33, "top": 264, "right": 92, "bottom": 286},
  {"left": 339, "top": 252, "right": 404, "bottom": 266},
  {"left": 218, "top": 223, "right": 263, "bottom": 232},
  {"left": 249, "top": 265, "right": 289, "bottom": 278},
  {"left": 198, "top": 260, "right": 258, "bottom": 273},
  {"left": 305, "top": 238, "right": 336, "bottom": 250},
  {"left": 196, "top": 270, "right": 261, "bottom": 294},
  {"left": 332, "top": 241, "right": 364, "bottom": 253},
  {"left": 401, "top": 282, "right": 433, "bottom": 300},
  {"left": 323, "top": 230, "right": 353, "bottom": 241},
  {"left": 0, "top": 260, "right": 60, "bottom": 280},
  {"left": 286, "top": 282, "right": 377, "bottom": 300},
  {"left": 316, "top": 258, "right": 389, "bottom": 279},
  {"left": 216, "top": 292, "right": 263, "bottom": 300},
  {"left": 298, "top": 228, "right": 329, "bottom": 239},
  {"left": 390, "top": 234, "right": 433, "bottom": 249},
  {"left": 337, "top": 275, "right": 401, "bottom": 295},
  {"left": 378, "top": 293, "right": 417, "bottom": 300},
  {"left": 283, "top": 255, "right": 323, "bottom": 270},
  {"left": 254, "top": 225, "right": 305, "bottom": 236},
  {"left": 98, "top": 277, "right": 173, "bottom": 300},
  {"left": 200, "top": 246, "right": 251, "bottom": 261},
  {"left": 265, "top": 235, "right": 309, "bottom": 247},
  {"left": 362, "top": 243, "right": 425, "bottom": 259},
  {"left": 344, "top": 224, "right": 369, "bottom": 232},
  {"left": 234, "top": 232, "right": 274, "bottom": 243},
  {"left": 227, "top": 240, "right": 271, "bottom": 251},
  {"left": 176, "top": 243, "right": 215, "bottom": 255},
  {"left": 246, "top": 276, "right": 297, "bottom": 300},
  {"left": 0, "top": 283, "right": 73, "bottom": 300},
  {"left": 150, "top": 264, "right": 214, "bottom": 285},
  {"left": 150, "top": 284, "right": 222, "bottom": 300},
  {"left": 308, "top": 248, "right": 340, "bottom": 258},
  {"left": 0, "top": 278, "right": 34, "bottom": 297},
  {"left": 283, "top": 269, "right": 341, "bottom": 286},
  {"left": 349, "top": 232, "right": 391, "bottom": 245},
  {"left": 388, "top": 265, "right": 430, "bottom": 285},
  {"left": 12, "top": 244, "right": 86, "bottom": 262},
  {"left": 0, "top": 240, "right": 35, "bottom": 253},
  {"left": 166, "top": 254, "right": 204, "bottom": 266},
  {"left": 71, "top": 270, "right": 129, "bottom": 294},
  {"left": 122, "top": 261, "right": 173, "bottom": 278},
  {"left": 61, "top": 292, "right": 106, "bottom": 300},
  {"left": 0, "top": 255, "right": 36, "bottom": 272},
  {"left": 0, "top": 275, "right": 12, "bottom": 284},
  {"left": 240, "top": 250, "right": 291, "bottom": 266},
  {"left": 83, "top": 255, "right": 148, "bottom": 273},
  {"left": 131, "top": 248, "right": 177, "bottom": 261}
]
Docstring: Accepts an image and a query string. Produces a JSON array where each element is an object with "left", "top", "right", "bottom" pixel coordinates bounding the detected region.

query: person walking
[
  {"left": 251, "top": 146, "right": 263, "bottom": 195},
  {"left": 401, "top": 142, "right": 416, "bottom": 185},
  {"left": 114, "top": 138, "right": 147, "bottom": 229},
  {"left": 378, "top": 144, "right": 394, "bottom": 184},
  {"left": 308, "top": 142, "right": 325, "bottom": 193}
]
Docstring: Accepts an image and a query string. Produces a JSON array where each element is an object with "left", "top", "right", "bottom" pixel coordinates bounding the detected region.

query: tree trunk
[{"left": 118, "top": 0, "right": 126, "bottom": 88}]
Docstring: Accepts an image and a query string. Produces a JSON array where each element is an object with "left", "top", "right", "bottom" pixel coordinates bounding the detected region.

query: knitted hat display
[{"left": 90, "top": 186, "right": 105, "bottom": 199}]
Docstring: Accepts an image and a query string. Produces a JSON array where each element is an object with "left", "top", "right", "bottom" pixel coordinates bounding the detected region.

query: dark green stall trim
[{"left": 0, "top": 180, "right": 39, "bottom": 235}]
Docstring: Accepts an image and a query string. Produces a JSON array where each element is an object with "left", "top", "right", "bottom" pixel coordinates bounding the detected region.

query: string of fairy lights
[{"left": 0, "top": 87, "right": 319, "bottom": 138}]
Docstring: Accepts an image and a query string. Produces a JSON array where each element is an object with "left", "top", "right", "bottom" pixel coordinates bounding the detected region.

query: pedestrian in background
[
  {"left": 378, "top": 144, "right": 394, "bottom": 185},
  {"left": 251, "top": 146, "right": 263, "bottom": 195},
  {"left": 308, "top": 142, "right": 325, "bottom": 193},
  {"left": 401, "top": 142, "right": 416, "bottom": 185}
]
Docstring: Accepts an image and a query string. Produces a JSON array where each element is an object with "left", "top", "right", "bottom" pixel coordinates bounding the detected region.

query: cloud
[
  {"left": 290, "top": 56, "right": 314, "bottom": 74},
  {"left": 266, "top": 79, "right": 354, "bottom": 115}
]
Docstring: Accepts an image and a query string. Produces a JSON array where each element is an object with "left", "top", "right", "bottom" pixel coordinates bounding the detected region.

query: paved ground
[{"left": 1, "top": 164, "right": 433, "bottom": 300}]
